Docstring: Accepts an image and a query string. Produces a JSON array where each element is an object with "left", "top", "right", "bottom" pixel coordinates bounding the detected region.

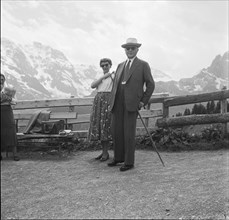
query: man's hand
[{"left": 138, "top": 102, "right": 145, "bottom": 110}]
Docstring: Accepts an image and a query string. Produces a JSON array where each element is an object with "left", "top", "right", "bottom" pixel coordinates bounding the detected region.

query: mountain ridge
[{"left": 1, "top": 37, "right": 228, "bottom": 100}]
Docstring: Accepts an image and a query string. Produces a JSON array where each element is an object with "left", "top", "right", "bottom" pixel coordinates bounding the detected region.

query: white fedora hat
[{"left": 121, "top": 38, "right": 142, "bottom": 48}]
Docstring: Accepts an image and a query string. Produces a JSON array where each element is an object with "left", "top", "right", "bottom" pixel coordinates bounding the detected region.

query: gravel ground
[{"left": 1, "top": 149, "right": 229, "bottom": 219}]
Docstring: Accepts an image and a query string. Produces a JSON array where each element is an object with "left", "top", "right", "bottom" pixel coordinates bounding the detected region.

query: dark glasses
[
  {"left": 101, "top": 64, "right": 109, "bottom": 68},
  {"left": 125, "top": 47, "right": 136, "bottom": 51}
]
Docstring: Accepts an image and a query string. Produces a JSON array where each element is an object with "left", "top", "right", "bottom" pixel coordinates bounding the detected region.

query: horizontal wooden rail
[
  {"left": 14, "top": 111, "right": 77, "bottom": 120},
  {"left": 157, "top": 113, "right": 229, "bottom": 128},
  {"left": 12, "top": 97, "right": 94, "bottom": 110},
  {"left": 138, "top": 109, "right": 163, "bottom": 118},
  {"left": 71, "top": 127, "right": 158, "bottom": 139},
  {"left": 12, "top": 93, "right": 168, "bottom": 110},
  {"left": 71, "top": 114, "right": 91, "bottom": 124},
  {"left": 163, "top": 90, "right": 229, "bottom": 108},
  {"left": 17, "top": 133, "right": 75, "bottom": 140},
  {"left": 148, "top": 93, "right": 170, "bottom": 104},
  {"left": 14, "top": 109, "right": 163, "bottom": 128}
]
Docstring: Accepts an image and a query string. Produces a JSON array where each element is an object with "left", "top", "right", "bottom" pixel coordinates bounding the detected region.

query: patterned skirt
[
  {"left": 87, "top": 92, "right": 112, "bottom": 142},
  {"left": 1, "top": 105, "right": 17, "bottom": 150}
]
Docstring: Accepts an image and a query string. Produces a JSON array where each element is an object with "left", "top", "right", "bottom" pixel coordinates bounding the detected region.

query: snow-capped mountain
[
  {"left": 1, "top": 37, "right": 228, "bottom": 100},
  {"left": 1, "top": 38, "right": 100, "bottom": 100},
  {"left": 154, "top": 51, "right": 228, "bottom": 95},
  {"left": 151, "top": 68, "right": 172, "bottom": 82},
  {"left": 1, "top": 38, "right": 172, "bottom": 100}
]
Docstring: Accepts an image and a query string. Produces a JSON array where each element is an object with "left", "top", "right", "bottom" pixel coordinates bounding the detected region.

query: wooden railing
[
  {"left": 12, "top": 93, "right": 169, "bottom": 138},
  {"left": 156, "top": 89, "right": 229, "bottom": 136},
  {"left": 13, "top": 90, "right": 229, "bottom": 139}
]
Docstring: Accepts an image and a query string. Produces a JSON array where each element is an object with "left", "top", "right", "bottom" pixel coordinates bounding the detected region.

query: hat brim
[{"left": 121, "top": 43, "right": 142, "bottom": 48}]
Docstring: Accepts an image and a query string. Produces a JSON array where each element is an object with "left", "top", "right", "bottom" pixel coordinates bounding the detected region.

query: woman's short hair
[{"left": 100, "top": 58, "right": 112, "bottom": 67}]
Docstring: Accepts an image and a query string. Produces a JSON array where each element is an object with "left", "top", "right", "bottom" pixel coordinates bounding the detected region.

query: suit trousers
[{"left": 111, "top": 84, "right": 137, "bottom": 165}]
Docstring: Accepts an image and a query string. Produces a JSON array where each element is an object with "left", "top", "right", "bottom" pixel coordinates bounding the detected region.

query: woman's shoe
[
  {"left": 13, "top": 156, "right": 20, "bottom": 161},
  {"left": 100, "top": 154, "right": 109, "bottom": 162},
  {"left": 95, "top": 153, "right": 103, "bottom": 160}
]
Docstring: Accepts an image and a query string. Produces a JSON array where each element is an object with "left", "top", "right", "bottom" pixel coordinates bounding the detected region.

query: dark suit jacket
[{"left": 110, "top": 57, "right": 155, "bottom": 112}]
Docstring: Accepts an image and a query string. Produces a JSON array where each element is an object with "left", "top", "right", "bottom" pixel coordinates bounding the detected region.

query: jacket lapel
[
  {"left": 116, "top": 62, "right": 125, "bottom": 84},
  {"left": 110, "top": 62, "right": 125, "bottom": 109}
]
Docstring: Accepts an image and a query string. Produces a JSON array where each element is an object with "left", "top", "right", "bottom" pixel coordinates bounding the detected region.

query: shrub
[
  {"left": 136, "top": 126, "right": 228, "bottom": 151},
  {"left": 200, "top": 124, "right": 224, "bottom": 141}
]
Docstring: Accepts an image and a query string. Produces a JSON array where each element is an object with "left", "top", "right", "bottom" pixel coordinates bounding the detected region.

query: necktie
[{"left": 123, "top": 60, "right": 131, "bottom": 82}]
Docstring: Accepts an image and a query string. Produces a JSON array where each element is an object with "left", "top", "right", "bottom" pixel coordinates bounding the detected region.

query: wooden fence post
[
  {"left": 163, "top": 102, "right": 169, "bottom": 118},
  {"left": 15, "top": 119, "right": 19, "bottom": 133},
  {"left": 68, "top": 106, "right": 75, "bottom": 130},
  {"left": 144, "top": 103, "right": 151, "bottom": 127},
  {"left": 220, "top": 95, "right": 228, "bottom": 137}
]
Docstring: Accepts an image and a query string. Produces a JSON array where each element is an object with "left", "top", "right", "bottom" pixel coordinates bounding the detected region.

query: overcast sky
[{"left": 1, "top": 0, "right": 228, "bottom": 80}]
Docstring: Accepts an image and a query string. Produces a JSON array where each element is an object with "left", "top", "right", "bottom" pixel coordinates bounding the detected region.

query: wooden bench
[{"left": 12, "top": 97, "right": 94, "bottom": 156}]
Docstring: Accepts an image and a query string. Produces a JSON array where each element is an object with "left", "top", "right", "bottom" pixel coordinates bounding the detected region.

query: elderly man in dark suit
[{"left": 108, "top": 38, "right": 155, "bottom": 171}]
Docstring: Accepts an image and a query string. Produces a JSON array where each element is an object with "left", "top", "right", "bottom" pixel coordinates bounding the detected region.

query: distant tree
[
  {"left": 176, "top": 112, "right": 182, "bottom": 117},
  {"left": 190, "top": 99, "right": 227, "bottom": 115},
  {"left": 206, "top": 101, "right": 211, "bottom": 114},
  {"left": 184, "top": 108, "right": 191, "bottom": 115},
  {"left": 214, "top": 101, "right": 220, "bottom": 113},
  {"left": 191, "top": 103, "right": 206, "bottom": 114},
  {"left": 199, "top": 104, "right": 207, "bottom": 114},
  {"left": 209, "top": 100, "right": 215, "bottom": 114},
  {"left": 191, "top": 104, "right": 198, "bottom": 114}
]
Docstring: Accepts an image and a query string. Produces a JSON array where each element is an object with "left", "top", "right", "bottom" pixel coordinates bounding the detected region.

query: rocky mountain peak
[
  {"left": 207, "top": 51, "right": 228, "bottom": 79},
  {"left": 1, "top": 37, "right": 228, "bottom": 100}
]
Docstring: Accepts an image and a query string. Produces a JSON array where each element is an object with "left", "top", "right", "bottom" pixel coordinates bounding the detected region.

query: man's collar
[{"left": 127, "top": 56, "right": 137, "bottom": 62}]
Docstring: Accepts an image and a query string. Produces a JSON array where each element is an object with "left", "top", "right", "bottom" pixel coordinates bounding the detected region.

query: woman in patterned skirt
[
  {"left": 1, "top": 73, "right": 20, "bottom": 161},
  {"left": 87, "top": 58, "right": 114, "bottom": 161}
]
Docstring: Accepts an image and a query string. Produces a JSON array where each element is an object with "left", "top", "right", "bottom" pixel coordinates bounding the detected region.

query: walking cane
[{"left": 138, "top": 111, "right": 165, "bottom": 167}]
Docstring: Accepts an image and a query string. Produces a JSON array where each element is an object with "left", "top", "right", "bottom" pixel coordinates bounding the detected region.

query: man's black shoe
[
  {"left": 107, "top": 160, "right": 124, "bottom": 167},
  {"left": 120, "top": 164, "right": 134, "bottom": 171}
]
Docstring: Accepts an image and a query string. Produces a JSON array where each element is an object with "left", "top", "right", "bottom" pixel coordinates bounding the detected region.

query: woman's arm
[
  {"left": 91, "top": 73, "right": 112, "bottom": 89},
  {"left": 0, "top": 92, "right": 12, "bottom": 103}
]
